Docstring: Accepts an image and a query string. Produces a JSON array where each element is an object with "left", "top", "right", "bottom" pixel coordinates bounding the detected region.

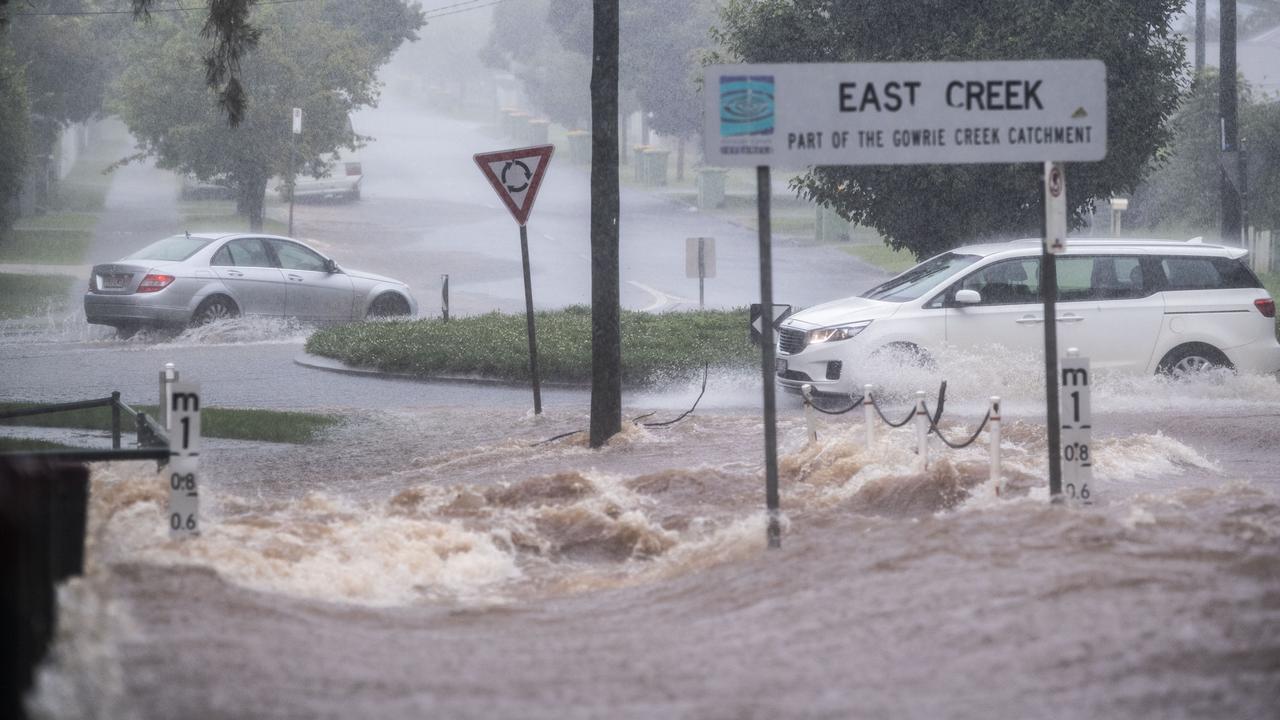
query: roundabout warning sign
[{"left": 474, "top": 144, "right": 555, "bottom": 226}]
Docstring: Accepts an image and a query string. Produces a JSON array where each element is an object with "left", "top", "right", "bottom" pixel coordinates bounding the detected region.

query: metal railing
[{"left": 0, "top": 391, "right": 170, "bottom": 463}]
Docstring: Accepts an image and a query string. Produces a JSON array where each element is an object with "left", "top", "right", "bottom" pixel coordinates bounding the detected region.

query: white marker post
[
  {"left": 167, "top": 382, "right": 201, "bottom": 537},
  {"left": 685, "top": 237, "right": 716, "bottom": 308},
  {"left": 158, "top": 362, "right": 178, "bottom": 430},
  {"left": 289, "top": 108, "right": 301, "bottom": 237},
  {"left": 1059, "top": 349, "right": 1093, "bottom": 504}
]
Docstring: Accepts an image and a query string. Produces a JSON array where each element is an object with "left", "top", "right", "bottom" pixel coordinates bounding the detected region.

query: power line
[
  {"left": 6, "top": 0, "right": 314, "bottom": 17},
  {"left": 422, "top": 0, "right": 516, "bottom": 20}
]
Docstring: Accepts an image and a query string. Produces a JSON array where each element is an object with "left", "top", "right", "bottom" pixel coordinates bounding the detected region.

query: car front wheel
[{"left": 366, "top": 293, "right": 410, "bottom": 319}]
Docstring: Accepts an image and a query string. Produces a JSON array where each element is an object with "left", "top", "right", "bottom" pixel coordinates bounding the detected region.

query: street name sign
[
  {"left": 474, "top": 145, "right": 555, "bottom": 226},
  {"left": 704, "top": 60, "right": 1107, "bottom": 167}
]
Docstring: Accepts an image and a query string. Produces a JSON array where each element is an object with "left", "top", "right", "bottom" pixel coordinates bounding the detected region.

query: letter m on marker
[
  {"left": 1061, "top": 368, "right": 1089, "bottom": 386},
  {"left": 172, "top": 392, "right": 200, "bottom": 412}
]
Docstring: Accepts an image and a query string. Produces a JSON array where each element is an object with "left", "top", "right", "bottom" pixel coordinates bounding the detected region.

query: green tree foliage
[
  {"left": 716, "top": 0, "right": 1187, "bottom": 258},
  {"left": 484, "top": 0, "right": 593, "bottom": 128},
  {"left": 0, "top": 40, "right": 30, "bottom": 230},
  {"left": 545, "top": 0, "right": 718, "bottom": 139},
  {"left": 113, "top": 4, "right": 419, "bottom": 230},
  {"left": 1130, "top": 70, "right": 1280, "bottom": 233}
]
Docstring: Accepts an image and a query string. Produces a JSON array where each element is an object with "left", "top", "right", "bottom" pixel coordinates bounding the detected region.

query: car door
[
  {"left": 943, "top": 257, "right": 1050, "bottom": 356},
  {"left": 265, "top": 239, "right": 354, "bottom": 321},
  {"left": 1058, "top": 255, "right": 1162, "bottom": 371},
  {"left": 210, "top": 238, "right": 286, "bottom": 316}
]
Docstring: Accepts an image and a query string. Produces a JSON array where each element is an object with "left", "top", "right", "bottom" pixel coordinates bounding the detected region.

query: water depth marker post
[
  {"left": 473, "top": 144, "right": 556, "bottom": 415},
  {"left": 705, "top": 61, "right": 1108, "bottom": 541}
]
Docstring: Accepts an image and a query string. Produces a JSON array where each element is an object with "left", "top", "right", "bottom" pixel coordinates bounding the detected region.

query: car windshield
[
  {"left": 861, "top": 252, "right": 982, "bottom": 302},
  {"left": 125, "top": 235, "right": 213, "bottom": 262}
]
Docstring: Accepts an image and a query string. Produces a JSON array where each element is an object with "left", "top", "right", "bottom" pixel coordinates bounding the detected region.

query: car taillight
[
  {"left": 137, "top": 274, "right": 175, "bottom": 293},
  {"left": 1255, "top": 298, "right": 1276, "bottom": 319}
]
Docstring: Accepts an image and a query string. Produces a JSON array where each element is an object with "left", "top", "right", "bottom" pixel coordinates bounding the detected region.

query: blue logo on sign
[{"left": 720, "top": 75, "right": 774, "bottom": 137}]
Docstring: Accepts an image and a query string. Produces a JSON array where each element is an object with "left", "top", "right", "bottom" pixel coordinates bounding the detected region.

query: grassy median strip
[
  {"left": 306, "top": 306, "right": 756, "bottom": 385},
  {"left": 1262, "top": 272, "right": 1280, "bottom": 337},
  {"left": 0, "top": 437, "right": 78, "bottom": 452},
  {"left": 0, "top": 274, "right": 75, "bottom": 319},
  {"left": 0, "top": 403, "right": 342, "bottom": 444}
]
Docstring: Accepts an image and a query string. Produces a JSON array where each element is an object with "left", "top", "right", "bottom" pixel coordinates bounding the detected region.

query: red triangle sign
[{"left": 473, "top": 144, "right": 555, "bottom": 227}]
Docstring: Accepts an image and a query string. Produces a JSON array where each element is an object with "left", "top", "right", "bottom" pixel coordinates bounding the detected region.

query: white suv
[{"left": 776, "top": 238, "right": 1280, "bottom": 396}]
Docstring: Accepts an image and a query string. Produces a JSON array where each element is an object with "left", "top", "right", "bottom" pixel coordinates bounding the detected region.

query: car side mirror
[
  {"left": 954, "top": 289, "right": 982, "bottom": 305},
  {"left": 323, "top": 258, "right": 339, "bottom": 274}
]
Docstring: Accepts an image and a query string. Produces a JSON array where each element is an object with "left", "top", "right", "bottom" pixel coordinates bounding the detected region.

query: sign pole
[
  {"left": 519, "top": 224, "right": 542, "bottom": 415},
  {"left": 1041, "top": 174, "right": 1063, "bottom": 499},
  {"left": 758, "top": 165, "right": 781, "bottom": 549},
  {"left": 698, "top": 238, "right": 706, "bottom": 308}
]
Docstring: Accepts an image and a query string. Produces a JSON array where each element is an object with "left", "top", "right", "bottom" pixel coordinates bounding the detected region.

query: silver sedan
[{"left": 85, "top": 232, "right": 417, "bottom": 334}]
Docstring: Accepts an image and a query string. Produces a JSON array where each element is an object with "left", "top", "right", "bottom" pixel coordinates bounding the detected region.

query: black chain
[
  {"left": 921, "top": 403, "right": 993, "bottom": 449},
  {"left": 808, "top": 394, "right": 866, "bottom": 415},
  {"left": 868, "top": 394, "right": 916, "bottom": 427}
]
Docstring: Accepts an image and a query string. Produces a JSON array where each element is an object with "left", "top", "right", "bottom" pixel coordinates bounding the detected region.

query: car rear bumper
[
  {"left": 1226, "top": 336, "right": 1280, "bottom": 375},
  {"left": 84, "top": 292, "right": 190, "bottom": 327}
]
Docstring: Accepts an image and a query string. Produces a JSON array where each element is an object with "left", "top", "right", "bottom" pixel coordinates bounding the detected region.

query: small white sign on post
[
  {"left": 1044, "top": 161, "right": 1067, "bottom": 254},
  {"left": 1059, "top": 352, "right": 1093, "bottom": 504},
  {"left": 167, "top": 381, "right": 201, "bottom": 537},
  {"left": 292, "top": 107, "right": 302, "bottom": 135}
]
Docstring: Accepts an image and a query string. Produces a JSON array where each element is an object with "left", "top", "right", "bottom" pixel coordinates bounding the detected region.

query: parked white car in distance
[{"left": 776, "top": 238, "right": 1280, "bottom": 397}]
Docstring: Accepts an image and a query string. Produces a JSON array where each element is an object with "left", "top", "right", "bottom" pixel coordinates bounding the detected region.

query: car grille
[{"left": 778, "top": 327, "right": 807, "bottom": 355}]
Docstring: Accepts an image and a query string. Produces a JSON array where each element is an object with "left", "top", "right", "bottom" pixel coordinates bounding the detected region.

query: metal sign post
[
  {"left": 474, "top": 145, "right": 555, "bottom": 415},
  {"left": 685, "top": 237, "right": 716, "bottom": 308},
  {"left": 757, "top": 166, "right": 781, "bottom": 548},
  {"left": 167, "top": 381, "right": 200, "bottom": 538},
  {"left": 441, "top": 273, "right": 450, "bottom": 322},
  {"left": 1042, "top": 166, "right": 1065, "bottom": 499}
]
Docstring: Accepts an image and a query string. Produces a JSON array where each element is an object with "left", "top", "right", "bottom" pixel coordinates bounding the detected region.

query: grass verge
[
  {"left": 306, "top": 306, "right": 756, "bottom": 385},
  {"left": 0, "top": 274, "right": 75, "bottom": 319},
  {"left": 0, "top": 437, "right": 78, "bottom": 452},
  {"left": 181, "top": 211, "right": 288, "bottom": 236},
  {"left": 0, "top": 403, "right": 342, "bottom": 444},
  {"left": 841, "top": 243, "right": 919, "bottom": 275},
  {"left": 0, "top": 227, "right": 92, "bottom": 265}
]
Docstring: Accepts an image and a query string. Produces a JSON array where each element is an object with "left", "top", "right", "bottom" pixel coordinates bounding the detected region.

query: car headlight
[{"left": 806, "top": 321, "right": 871, "bottom": 344}]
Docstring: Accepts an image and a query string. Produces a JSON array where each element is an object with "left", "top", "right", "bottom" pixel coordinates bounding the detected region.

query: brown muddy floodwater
[{"left": 25, "top": 368, "right": 1280, "bottom": 720}]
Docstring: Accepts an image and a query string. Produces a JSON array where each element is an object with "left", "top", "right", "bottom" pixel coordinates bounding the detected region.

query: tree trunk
[
  {"left": 239, "top": 173, "right": 268, "bottom": 232},
  {"left": 589, "top": 0, "right": 621, "bottom": 448},
  {"left": 676, "top": 137, "right": 685, "bottom": 182}
]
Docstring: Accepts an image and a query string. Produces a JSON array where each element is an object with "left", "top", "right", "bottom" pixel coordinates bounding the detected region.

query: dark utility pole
[
  {"left": 1220, "top": 0, "right": 1243, "bottom": 245},
  {"left": 589, "top": 0, "right": 622, "bottom": 448},
  {"left": 1194, "top": 0, "right": 1205, "bottom": 73}
]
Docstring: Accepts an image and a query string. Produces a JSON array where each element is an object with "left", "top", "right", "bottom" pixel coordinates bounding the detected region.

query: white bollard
[
  {"left": 914, "top": 390, "right": 929, "bottom": 469},
  {"left": 863, "top": 383, "right": 876, "bottom": 446},
  {"left": 801, "top": 384, "right": 818, "bottom": 445},
  {"left": 989, "top": 396, "right": 1003, "bottom": 496},
  {"left": 159, "top": 362, "right": 178, "bottom": 430}
]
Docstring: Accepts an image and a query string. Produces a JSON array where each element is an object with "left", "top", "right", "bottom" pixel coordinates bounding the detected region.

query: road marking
[{"left": 628, "top": 281, "right": 693, "bottom": 312}]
